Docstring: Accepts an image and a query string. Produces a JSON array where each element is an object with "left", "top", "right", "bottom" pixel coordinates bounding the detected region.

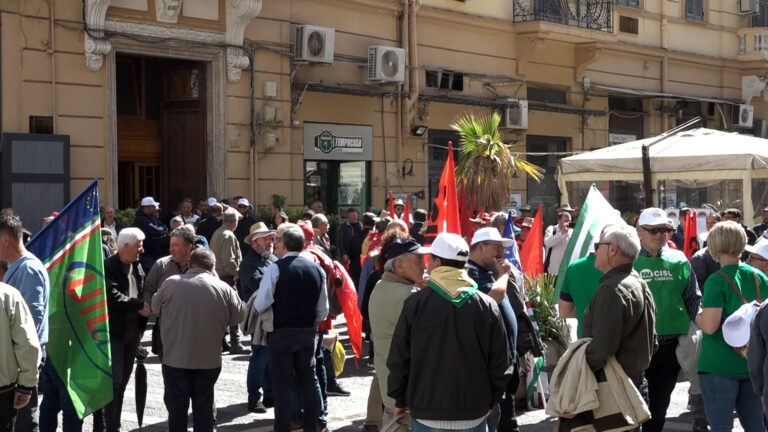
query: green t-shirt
[
  {"left": 698, "top": 263, "right": 768, "bottom": 377},
  {"left": 560, "top": 254, "right": 603, "bottom": 338}
]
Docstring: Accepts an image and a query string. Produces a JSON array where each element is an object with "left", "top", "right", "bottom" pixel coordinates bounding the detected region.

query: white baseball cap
[
  {"left": 237, "top": 198, "right": 251, "bottom": 207},
  {"left": 637, "top": 207, "right": 672, "bottom": 227},
  {"left": 746, "top": 242, "right": 768, "bottom": 260},
  {"left": 471, "top": 227, "right": 515, "bottom": 247},
  {"left": 207, "top": 197, "right": 217, "bottom": 206},
  {"left": 140, "top": 196, "right": 160, "bottom": 209},
  {"left": 428, "top": 232, "right": 470, "bottom": 262},
  {"left": 723, "top": 302, "right": 760, "bottom": 347}
]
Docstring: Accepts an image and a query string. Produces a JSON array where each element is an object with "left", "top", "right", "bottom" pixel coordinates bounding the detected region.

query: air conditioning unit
[
  {"left": 739, "top": 0, "right": 759, "bottom": 14},
  {"left": 294, "top": 25, "right": 335, "bottom": 63},
  {"left": 366, "top": 46, "right": 406, "bottom": 83},
  {"left": 502, "top": 100, "right": 529, "bottom": 129},
  {"left": 733, "top": 103, "right": 755, "bottom": 128}
]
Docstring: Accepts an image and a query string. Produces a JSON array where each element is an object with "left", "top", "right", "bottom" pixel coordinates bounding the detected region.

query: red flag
[
  {"left": 404, "top": 194, "right": 411, "bottom": 226},
  {"left": 519, "top": 203, "right": 545, "bottom": 276},
  {"left": 332, "top": 262, "right": 363, "bottom": 358},
  {"left": 683, "top": 209, "right": 699, "bottom": 259},
  {"left": 388, "top": 190, "right": 395, "bottom": 219},
  {"left": 423, "top": 141, "right": 461, "bottom": 245}
]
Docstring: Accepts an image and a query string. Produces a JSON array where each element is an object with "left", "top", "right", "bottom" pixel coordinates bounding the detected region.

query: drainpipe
[
  {"left": 248, "top": 45, "right": 258, "bottom": 206},
  {"left": 398, "top": 1, "right": 409, "bottom": 170},
  {"left": 50, "top": 0, "right": 57, "bottom": 132},
  {"left": 400, "top": 0, "right": 420, "bottom": 174}
]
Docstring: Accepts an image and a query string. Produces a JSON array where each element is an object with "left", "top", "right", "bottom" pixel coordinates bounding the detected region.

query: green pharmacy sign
[{"left": 314, "top": 130, "right": 363, "bottom": 154}]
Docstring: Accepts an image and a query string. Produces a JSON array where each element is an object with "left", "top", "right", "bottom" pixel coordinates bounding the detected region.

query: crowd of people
[{"left": 8, "top": 193, "right": 768, "bottom": 432}]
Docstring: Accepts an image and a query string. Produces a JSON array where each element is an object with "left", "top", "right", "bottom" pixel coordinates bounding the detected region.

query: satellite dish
[
  {"left": 381, "top": 50, "right": 400, "bottom": 78},
  {"left": 307, "top": 31, "right": 324, "bottom": 57}
]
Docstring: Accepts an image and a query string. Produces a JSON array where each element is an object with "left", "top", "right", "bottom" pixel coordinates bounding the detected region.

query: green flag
[{"left": 27, "top": 180, "right": 112, "bottom": 419}]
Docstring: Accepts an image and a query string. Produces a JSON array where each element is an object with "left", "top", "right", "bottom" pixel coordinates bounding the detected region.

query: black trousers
[
  {"left": 0, "top": 387, "right": 16, "bottom": 432},
  {"left": 644, "top": 339, "right": 681, "bottom": 432},
  {"left": 162, "top": 365, "right": 221, "bottom": 432},
  {"left": 498, "top": 362, "right": 521, "bottom": 432},
  {"left": 104, "top": 331, "right": 141, "bottom": 432}
]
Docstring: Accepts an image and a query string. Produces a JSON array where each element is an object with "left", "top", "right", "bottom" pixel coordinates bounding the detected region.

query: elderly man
[
  {"left": 134, "top": 196, "right": 169, "bottom": 274},
  {"left": 255, "top": 225, "right": 328, "bottom": 432},
  {"left": 635, "top": 207, "right": 702, "bottom": 432},
  {"left": 338, "top": 208, "right": 362, "bottom": 265},
  {"left": 103, "top": 228, "right": 151, "bottom": 432},
  {"left": 388, "top": 232, "right": 512, "bottom": 431},
  {"left": 544, "top": 211, "right": 572, "bottom": 276},
  {"left": 197, "top": 203, "right": 223, "bottom": 244},
  {"left": 101, "top": 207, "right": 124, "bottom": 238},
  {"left": 234, "top": 198, "right": 258, "bottom": 257},
  {"left": 392, "top": 199, "right": 406, "bottom": 221},
  {"left": 585, "top": 225, "right": 656, "bottom": 377},
  {"left": 211, "top": 208, "right": 245, "bottom": 353},
  {"left": 311, "top": 213, "right": 331, "bottom": 257},
  {"left": 0, "top": 281, "right": 42, "bottom": 432},
  {"left": 348, "top": 212, "right": 377, "bottom": 286},
  {"left": 144, "top": 226, "right": 197, "bottom": 359},
  {"left": 310, "top": 200, "right": 325, "bottom": 215},
  {"left": 153, "top": 248, "right": 246, "bottom": 432},
  {"left": 0, "top": 215, "right": 49, "bottom": 431},
  {"left": 369, "top": 238, "right": 427, "bottom": 426},
  {"left": 723, "top": 208, "right": 757, "bottom": 245},
  {"left": 178, "top": 198, "right": 199, "bottom": 226},
  {"left": 467, "top": 227, "right": 519, "bottom": 432},
  {"left": 239, "top": 222, "right": 277, "bottom": 413}
]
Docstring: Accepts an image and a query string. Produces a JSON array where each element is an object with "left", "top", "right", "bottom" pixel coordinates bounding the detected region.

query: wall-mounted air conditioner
[
  {"left": 294, "top": 25, "right": 335, "bottom": 63},
  {"left": 366, "top": 46, "right": 406, "bottom": 84},
  {"left": 739, "top": 0, "right": 759, "bottom": 14},
  {"left": 502, "top": 100, "right": 529, "bottom": 129},
  {"left": 733, "top": 103, "right": 755, "bottom": 128}
]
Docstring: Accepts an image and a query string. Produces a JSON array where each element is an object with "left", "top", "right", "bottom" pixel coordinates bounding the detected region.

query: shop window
[
  {"left": 425, "top": 70, "right": 464, "bottom": 91},
  {"left": 527, "top": 86, "right": 566, "bottom": 104},
  {"left": 686, "top": 0, "right": 705, "bottom": 21}
]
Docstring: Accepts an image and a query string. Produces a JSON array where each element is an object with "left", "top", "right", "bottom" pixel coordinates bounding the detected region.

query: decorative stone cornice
[
  {"left": 84, "top": 0, "right": 113, "bottom": 72},
  {"left": 105, "top": 19, "right": 226, "bottom": 44},
  {"left": 226, "top": 0, "right": 262, "bottom": 82}
]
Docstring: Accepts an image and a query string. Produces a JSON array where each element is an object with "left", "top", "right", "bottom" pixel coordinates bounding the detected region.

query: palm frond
[{"left": 452, "top": 112, "right": 544, "bottom": 211}]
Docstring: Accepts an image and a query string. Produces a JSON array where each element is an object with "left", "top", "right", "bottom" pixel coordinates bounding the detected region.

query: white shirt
[{"left": 103, "top": 220, "right": 118, "bottom": 238}]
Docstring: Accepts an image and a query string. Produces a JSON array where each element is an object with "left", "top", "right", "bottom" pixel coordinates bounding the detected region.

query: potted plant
[{"left": 524, "top": 273, "right": 571, "bottom": 375}]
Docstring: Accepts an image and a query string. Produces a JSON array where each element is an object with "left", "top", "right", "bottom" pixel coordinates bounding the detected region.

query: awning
[{"left": 591, "top": 84, "right": 740, "bottom": 105}]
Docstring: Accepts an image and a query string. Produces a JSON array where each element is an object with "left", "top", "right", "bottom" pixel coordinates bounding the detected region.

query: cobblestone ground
[{"left": 46, "top": 320, "right": 743, "bottom": 431}]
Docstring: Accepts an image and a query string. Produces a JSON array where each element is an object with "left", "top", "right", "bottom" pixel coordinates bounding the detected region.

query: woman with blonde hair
[{"left": 696, "top": 220, "right": 767, "bottom": 432}]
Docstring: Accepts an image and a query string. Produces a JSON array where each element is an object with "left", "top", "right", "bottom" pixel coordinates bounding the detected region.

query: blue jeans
[
  {"left": 699, "top": 373, "right": 764, "bottom": 432},
  {"left": 412, "top": 419, "right": 488, "bottom": 432},
  {"left": 161, "top": 365, "right": 221, "bottom": 432},
  {"left": 39, "top": 359, "right": 82, "bottom": 432},
  {"left": 268, "top": 328, "right": 323, "bottom": 432},
  {"left": 248, "top": 345, "right": 270, "bottom": 404}
]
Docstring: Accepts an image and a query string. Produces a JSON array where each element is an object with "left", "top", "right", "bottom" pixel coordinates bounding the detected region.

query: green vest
[{"left": 634, "top": 250, "right": 690, "bottom": 336}]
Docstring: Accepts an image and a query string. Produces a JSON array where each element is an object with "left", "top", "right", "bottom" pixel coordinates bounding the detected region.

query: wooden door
[{"left": 161, "top": 61, "right": 207, "bottom": 210}]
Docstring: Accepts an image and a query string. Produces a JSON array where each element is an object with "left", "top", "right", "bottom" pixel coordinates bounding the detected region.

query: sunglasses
[
  {"left": 594, "top": 242, "right": 611, "bottom": 251},
  {"left": 642, "top": 226, "right": 672, "bottom": 235},
  {"left": 237, "top": 205, "right": 248, "bottom": 208}
]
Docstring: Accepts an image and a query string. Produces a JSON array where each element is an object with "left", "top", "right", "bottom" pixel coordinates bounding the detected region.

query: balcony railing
[
  {"left": 513, "top": 0, "right": 614, "bottom": 32},
  {"left": 737, "top": 27, "right": 768, "bottom": 56}
]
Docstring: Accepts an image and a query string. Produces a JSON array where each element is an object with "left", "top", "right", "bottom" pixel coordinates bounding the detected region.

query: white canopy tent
[{"left": 557, "top": 127, "right": 768, "bottom": 222}]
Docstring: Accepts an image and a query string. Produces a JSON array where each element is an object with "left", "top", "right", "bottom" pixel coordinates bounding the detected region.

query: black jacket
[
  {"left": 197, "top": 216, "right": 223, "bottom": 243},
  {"left": 104, "top": 254, "right": 146, "bottom": 340},
  {"left": 387, "top": 288, "right": 513, "bottom": 420},
  {"left": 134, "top": 210, "right": 169, "bottom": 273}
]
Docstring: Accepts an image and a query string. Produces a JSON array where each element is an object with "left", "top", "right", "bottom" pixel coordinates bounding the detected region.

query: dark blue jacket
[
  {"left": 466, "top": 259, "right": 518, "bottom": 363},
  {"left": 238, "top": 250, "right": 276, "bottom": 301},
  {"left": 134, "top": 210, "right": 169, "bottom": 274}
]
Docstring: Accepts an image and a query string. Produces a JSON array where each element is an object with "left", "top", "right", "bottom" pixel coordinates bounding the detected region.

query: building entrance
[{"left": 115, "top": 54, "right": 207, "bottom": 211}]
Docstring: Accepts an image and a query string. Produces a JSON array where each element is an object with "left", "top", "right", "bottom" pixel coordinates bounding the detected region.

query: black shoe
[
  {"left": 262, "top": 396, "right": 274, "bottom": 408},
  {"left": 362, "top": 425, "right": 379, "bottom": 432},
  {"left": 230, "top": 343, "right": 249, "bottom": 355},
  {"left": 248, "top": 401, "right": 267, "bottom": 413},
  {"left": 222, "top": 338, "right": 230, "bottom": 352},
  {"left": 326, "top": 384, "right": 351, "bottom": 396}
]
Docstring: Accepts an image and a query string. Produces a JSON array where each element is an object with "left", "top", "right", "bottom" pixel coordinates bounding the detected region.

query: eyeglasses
[
  {"left": 237, "top": 205, "right": 248, "bottom": 209},
  {"left": 641, "top": 226, "right": 673, "bottom": 235},
  {"left": 749, "top": 254, "right": 768, "bottom": 263},
  {"left": 594, "top": 242, "right": 611, "bottom": 251}
]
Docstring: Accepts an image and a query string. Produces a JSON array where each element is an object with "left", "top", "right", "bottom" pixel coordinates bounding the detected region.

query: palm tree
[{"left": 452, "top": 112, "right": 544, "bottom": 211}]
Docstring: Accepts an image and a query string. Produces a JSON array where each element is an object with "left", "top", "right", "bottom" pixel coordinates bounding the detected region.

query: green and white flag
[{"left": 554, "top": 184, "right": 626, "bottom": 299}]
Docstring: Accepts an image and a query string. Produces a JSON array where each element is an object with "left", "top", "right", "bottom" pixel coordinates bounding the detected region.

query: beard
[{"left": 260, "top": 245, "right": 273, "bottom": 259}]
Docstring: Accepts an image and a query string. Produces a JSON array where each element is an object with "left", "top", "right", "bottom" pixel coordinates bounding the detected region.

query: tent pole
[
  {"left": 642, "top": 144, "right": 653, "bottom": 208},
  {"left": 745, "top": 156, "right": 755, "bottom": 225}
]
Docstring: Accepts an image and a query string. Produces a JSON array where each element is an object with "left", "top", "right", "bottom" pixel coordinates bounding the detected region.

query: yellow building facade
[{"left": 2, "top": 0, "right": 766, "bottom": 230}]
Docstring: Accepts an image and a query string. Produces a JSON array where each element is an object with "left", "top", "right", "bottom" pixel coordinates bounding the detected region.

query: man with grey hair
[
  {"left": 584, "top": 224, "right": 656, "bottom": 381},
  {"left": 197, "top": 203, "right": 223, "bottom": 244},
  {"left": 211, "top": 208, "right": 245, "bottom": 353},
  {"left": 104, "top": 227, "right": 151, "bottom": 432},
  {"left": 255, "top": 225, "right": 328, "bottom": 432},
  {"left": 153, "top": 248, "right": 246, "bottom": 432},
  {"left": 311, "top": 213, "right": 331, "bottom": 257},
  {"left": 369, "top": 238, "right": 427, "bottom": 426}
]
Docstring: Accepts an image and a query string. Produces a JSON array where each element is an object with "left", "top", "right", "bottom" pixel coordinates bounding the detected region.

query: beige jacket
[
  {"left": 0, "top": 282, "right": 42, "bottom": 392},
  {"left": 368, "top": 272, "right": 419, "bottom": 408},
  {"left": 547, "top": 338, "right": 650, "bottom": 431},
  {"left": 211, "top": 226, "right": 242, "bottom": 278}
]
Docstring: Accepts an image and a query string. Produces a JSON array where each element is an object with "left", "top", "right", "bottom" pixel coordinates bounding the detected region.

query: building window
[
  {"left": 619, "top": 16, "right": 639, "bottom": 34},
  {"left": 753, "top": 0, "right": 768, "bottom": 27},
  {"left": 617, "top": 0, "right": 640, "bottom": 7},
  {"left": 686, "top": 0, "right": 704, "bottom": 21},
  {"left": 425, "top": 70, "right": 464, "bottom": 91},
  {"left": 527, "top": 86, "right": 566, "bottom": 104}
]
